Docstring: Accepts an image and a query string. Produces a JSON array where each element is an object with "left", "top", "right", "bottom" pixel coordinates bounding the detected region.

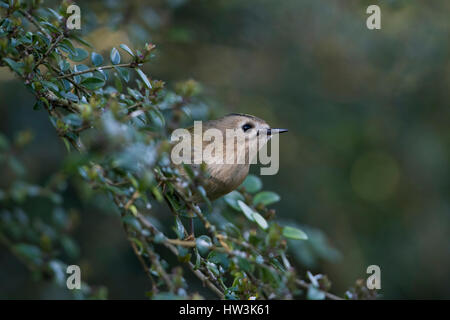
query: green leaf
[
  {"left": 207, "top": 251, "right": 230, "bottom": 269},
  {"left": 307, "top": 286, "right": 326, "bottom": 300},
  {"left": 240, "top": 174, "right": 262, "bottom": 193},
  {"left": 61, "top": 92, "right": 79, "bottom": 102},
  {"left": 252, "top": 212, "right": 268, "bottom": 230},
  {"left": 115, "top": 66, "right": 130, "bottom": 82},
  {"left": 13, "top": 244, "right": 43, "bottom": 265},
  {"left": 49, "top": 260, "right": 67, "bottom": 286},
  {"left": 148, "top": 107, "right": 165, "bottom": 128},
  {"left": 114, "top": 74, "right": 123, "bottom": 92},
  {"left": 3, "top": 58, "right": 24, "bottom": 75},
  {"left": 237, "top": 200, "right": 255, "bottom": 222},
  {"left": 91, "top": 52, "right": 103, "bottom": 66},
  {"left": 174, "top": 217, "right": 185, "bottom": 239},
  {"left": 121, "top": 215, "right": 141, "bottom": 231},
  {"left": 135, "top": 68, "right": 152, "bottom": 89},
  {"left": 47, "top": 8, "right": 63, "bottom": 20},
  {"left": 282, "top": 226, "right": 308, "bottom": 240},
  {"left": 110, "top": 47, "right": 120, "bottom": 65},
  {"left": 63, "top": 114, "right": 83, "bottom": 126},
  {"left": 206, "top": 262, "right": 220, "bottom": 277},
  {"left": 238, "top": 257, "right": 252, "bottom": 272},
  {"left": 196, "top": 235, "right": 212, "bottom": 257},
  {"left": 41, "top": 80, "right": 59, "bottom": 92},
  {"left": 81, "top": 77, "right": 105, "bottom": 90},
  {"left": 120, "top": 44, "right": 135, "bottom": 57},
  {"left": 253, "top": 191, "right": 280, "bottom": 206},
  {"left": 69, "top": 47, "right": 88, "bottom": 62},
  {"left": 59, "top": 39, "right": 76, "bottom": 54},
  {"left": 62, "top": 138, "right": 71, "bottom": 152},
  {"left": 224, "top": 191, "right": 245, "bottom": 211}
]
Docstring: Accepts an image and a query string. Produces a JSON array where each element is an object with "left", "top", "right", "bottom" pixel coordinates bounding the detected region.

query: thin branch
[
  {"left": 56, "top": 63, "right": 138, "bottom": 79},
  {"left": 35, "top": 34, "right": 65, "bottom": 69},
  {"left": 129, "top": 239, "right": 158, "bottom": 292},
  {"left": 295, "top": 279, "right": 343, "bottom": 300},
  {"left": 187, "top": 262, "right": 225, "bottom": 299},
  {"left": 166, "top": 239, "right": 197, "bottom": 247},
  {"left": 19, "top": 9, "right": 52, "bottom": 41},
  {"left": 142, "top": 240, "right": 175, "bottom": 293},
  {"left": 136, "top": 213, "right": 225, "bottom": 299}
]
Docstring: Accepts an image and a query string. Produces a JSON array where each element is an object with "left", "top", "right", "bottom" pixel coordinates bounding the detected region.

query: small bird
[{"left": 172, "top": 113, "right": 288, "bottom": 202}]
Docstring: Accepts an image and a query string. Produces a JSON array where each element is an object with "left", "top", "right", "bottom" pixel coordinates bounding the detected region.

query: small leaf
[
  {"left": 91, "top": 52, "right": 103, "bottom": 66},
  {"left": 63, "top": 114, "right": 83, "bottom": 126},
  {"left": 135, "top": 68, "right": 152, "bottom": 89},
  {"left": 80, "top": 77, "right": 105, "bottom": 90},
  {"left": 206, "top": 262, "right": 220, "bottom": 277},
  {"left": 69, "top": 48, "right": 88, "bottom": 62},
  {"left": 196, "top": 235, "right": 212, "bottom": 256},
  {"left": 49, "top": 260, "right": 66, "bottom": 286},
  {"left": 238, "top": 257, "right": 252, "bottom": 272},
  {"left": 253, "top": 191, "right": 280, "bottom": 206},
  {"left": 3, "top": 58, "right": 24, "bottom": 75},
  {"left": 120, "top": 44, "right": 135, "bottom": 57},
  {"left": 282, "top": 226, "right": 308, "bottom": 240},
  {"left": 61, "top": 92, "right": 79, "bottom": 102},
  {"left": 207, "top": 251, "right": 230, "bottom": 269},
  {"left": 148, "top": 107, "right": 165, "bottom": 128},
  {"left": 110, "top": 47, "right": 120, "bottom": 65},
  {"left": 252, "top": 212, "right": 268, "bottom": 230},
  {"left": 115, "top": 66, "right": 130, "bottom": 82},
  {"left": 224, "top": 191, "right": 244, "bottom": 211},
  {"left": 41, "top": 80, "right": 59, "bottom": 92},
  {"left": 60, "top": 39, "right": 75, "bottom": 54},
  {"left": 13, "top": 244, "right": 43, "bottom": 265},
  {"left": 307, "top": 286, "right": 326, "bottom": 300},
  {"left": 237, "top": 200, "right": 255, "bottom": 221},
  {"left": 240, "top": 175, "right": 262, "bottom": 193},
  {"left": 122, "top": 215, "right": 141, "bottom": 231},
  {"left": 114, "top": 74, "right": 123, "bottom": 92},
  {"left": 174, "top": 217, "right": 185, "bottom": 239}
]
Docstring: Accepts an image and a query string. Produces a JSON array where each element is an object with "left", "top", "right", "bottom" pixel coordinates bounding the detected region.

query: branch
[
  {"left": 136, "top": 213, "right": 225, "bottom": 299},
  {"left": 56, "top": 63, "right": 139, "bottom": 79},
  {"left": 295, "top": 279, "right": 343, "bottom": 300},
  {"left": 19, "top": 9, "right": 52, "bottom": 42},
  {"left": 35, "top": 34, "right": 65, "bottom": 69}
]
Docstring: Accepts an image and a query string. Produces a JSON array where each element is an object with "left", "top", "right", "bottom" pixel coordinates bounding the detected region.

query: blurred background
[{"left": 1, "top": 0, "right": 449, "bottom": 299}]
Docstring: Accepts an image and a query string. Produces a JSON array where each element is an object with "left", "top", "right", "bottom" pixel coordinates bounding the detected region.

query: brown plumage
[{"left": 171, "top": 113, "right": 286, "bottom": 202}]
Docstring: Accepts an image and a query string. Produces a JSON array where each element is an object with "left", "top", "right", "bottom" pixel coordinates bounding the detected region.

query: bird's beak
[{"left": 267, "top": 128, "right": 288, "bottom": 136}]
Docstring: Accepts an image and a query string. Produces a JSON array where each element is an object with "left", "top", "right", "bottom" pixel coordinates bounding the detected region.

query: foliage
[
  {"left": 0, "top": 0, "right": 362, "bottom": 299},
  {"left": 0, "top": 131, "right": 106, "bottom": 299}
]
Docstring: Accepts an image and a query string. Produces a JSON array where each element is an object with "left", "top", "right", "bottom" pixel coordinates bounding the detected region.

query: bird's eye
[{"left": 242, "top": 123, "right": 253, "bottom": 132}]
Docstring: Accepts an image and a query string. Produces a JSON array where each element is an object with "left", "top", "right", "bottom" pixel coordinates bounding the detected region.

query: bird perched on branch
[{"left": 170, "top": 113, "right": 288, "bottom": 202}]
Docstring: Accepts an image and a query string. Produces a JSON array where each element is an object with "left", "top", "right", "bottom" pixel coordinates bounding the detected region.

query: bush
[{"left": 0, "top": 0, "right": 368, "bottom": 300}]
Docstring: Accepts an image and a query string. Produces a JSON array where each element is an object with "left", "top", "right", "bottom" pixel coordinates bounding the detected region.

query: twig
[
  {"left": 136, "top": 213, "right": 225, "bottom": 299},
  {"left": 187, "top": 262, "right": 225, "bottom": 299},
  {"left": 166, "top": 239, "right": 197, "bottom": 247},
  {"left": 19, "top": 9, "right": 52, "bottom": 41},
  {"left": 142, "top": 240, "right": 175, "bottom": 293},
  {"left": 56, "top": 63, "right": 138, "bottom": 79},
  {"left": 124, "top": 191, "right": 140, "bottom": 210},
  {"left": 295, "top": 279, "right": 343, "bottom": 300},
  {"left": 35, "top": 34, "right": 65, "bottom": 69},
  {"left": 129, "top": 238, "right": 157, "bottom": 292}
]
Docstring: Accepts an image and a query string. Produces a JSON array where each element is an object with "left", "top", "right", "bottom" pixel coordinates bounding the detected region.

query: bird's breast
[{"left": 204, "top": 163, "right": 249, "bottom": 200}]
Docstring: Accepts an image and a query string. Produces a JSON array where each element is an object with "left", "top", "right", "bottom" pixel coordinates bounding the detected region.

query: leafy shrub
[{"left": 0, "top": 0, "right": 367, "bottom": 299}]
